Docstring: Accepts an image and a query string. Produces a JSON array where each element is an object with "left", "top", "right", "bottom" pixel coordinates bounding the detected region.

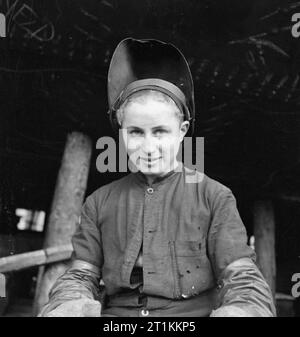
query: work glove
[{"left": 43, "top": 298, "right": 101, "bottom": 317}]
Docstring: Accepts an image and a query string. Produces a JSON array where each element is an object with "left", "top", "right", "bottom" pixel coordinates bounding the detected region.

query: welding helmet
[{"left": 107, "top": 37, "right": 195, "bottom": 135}]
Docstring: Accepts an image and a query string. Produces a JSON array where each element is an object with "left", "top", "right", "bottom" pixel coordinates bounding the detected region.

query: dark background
[{"left": 0, "top": 0, "right": 299, "bottom": 315}]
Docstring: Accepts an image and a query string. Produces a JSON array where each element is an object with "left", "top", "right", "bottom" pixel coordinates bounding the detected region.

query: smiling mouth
[{"left": 139, "top": 157, "right": 162, "bottom": 163}]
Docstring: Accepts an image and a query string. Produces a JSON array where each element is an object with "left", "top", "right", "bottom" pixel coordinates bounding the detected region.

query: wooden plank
[
  {"left": 0, "top": 244, "right": 73, "bottom": 273},
  {"left": 277, "top": 195, "right": 300, "bottom": 203},
  {"left": 44, "top": 245, "right": 73, "bottom": 264},
  {"left": 253, "top": 199, "right": 276, "bottom": 298}
]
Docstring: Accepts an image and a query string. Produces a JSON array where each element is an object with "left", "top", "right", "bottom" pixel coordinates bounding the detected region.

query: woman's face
[{"left": 121, "top": 97, "right": 189, "bottom": 178}]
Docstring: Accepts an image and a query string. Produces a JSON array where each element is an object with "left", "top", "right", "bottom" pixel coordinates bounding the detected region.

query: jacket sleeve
[
  {"left": 39, "top": 193, "right": 104, "bottom": 317},
  {"left": 210, "top": 257, "right": 276, "bottom": 317},
  {"left": 38, "top": 260, "right": 102, "bottom": 317},
  {"left": 207, "top": 188, "right": 276, "bottom": 317}
]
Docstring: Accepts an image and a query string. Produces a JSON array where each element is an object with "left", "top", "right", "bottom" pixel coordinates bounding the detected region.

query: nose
[{"left": 141, "top": 134, "right": 157, "bottom": 155}]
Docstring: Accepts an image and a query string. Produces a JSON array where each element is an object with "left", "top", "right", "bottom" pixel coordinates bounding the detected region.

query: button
[
  {"left": 217, "top": 281, "right": 223, "bottom": 290},
  {"left": 147, "top": 187, "right": 154, "bottom": 194},
  {"left": 141, "top": 309, "right": 149, "bottom": 316}
]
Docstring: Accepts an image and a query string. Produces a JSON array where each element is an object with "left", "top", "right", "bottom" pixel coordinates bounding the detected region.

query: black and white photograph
[{"left": 0, "top": 0, "right": 299, "bottom": 320}]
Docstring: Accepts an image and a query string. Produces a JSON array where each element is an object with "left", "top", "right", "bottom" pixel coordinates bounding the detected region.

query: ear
[{"left": 179, "top": 121, "right": 190, "bottom": 142}]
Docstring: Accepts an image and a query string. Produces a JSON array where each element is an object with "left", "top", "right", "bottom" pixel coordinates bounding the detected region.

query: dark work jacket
[{"left": 40, "top": 164, "right": 276, "bottom": 317}]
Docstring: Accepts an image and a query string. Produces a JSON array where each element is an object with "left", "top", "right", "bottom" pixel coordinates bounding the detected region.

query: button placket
[{"left": 143, "top": 185, "right": 156, "bottom": 294}]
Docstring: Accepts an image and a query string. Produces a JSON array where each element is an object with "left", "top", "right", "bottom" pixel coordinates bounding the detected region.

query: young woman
[{"left": 39, "top": 38, "right": 275, "bottom": 317}]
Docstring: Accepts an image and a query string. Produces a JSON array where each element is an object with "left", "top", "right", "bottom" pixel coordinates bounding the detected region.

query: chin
[
  {"left": 141, "top": 170, "right": 164, "bottom": 177},
  {"left": 139, "top": 163, "right": 172, "bottom": 177},
  {"left": 137, "top": 163, "right": 160, "bottom": 173},
  {"left": 139, "top": 167, "right": 162, "bottom": 175}
]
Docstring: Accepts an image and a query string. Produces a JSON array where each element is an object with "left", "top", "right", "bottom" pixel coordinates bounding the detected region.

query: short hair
[{"left": 116, "top": 89, "right": 184, "bottom": 126}]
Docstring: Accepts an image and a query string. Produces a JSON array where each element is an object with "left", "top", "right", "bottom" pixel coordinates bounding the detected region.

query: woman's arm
[
  {"left": 208, "top": 187, "right": 276, "bottom": 317},
  {"left": 210, "top": 257, "right": 276, "bottom": 317},
  {"left": 38, "top": 260, "right": 102, "bottom": 317},
  {"left": 39, "top": 192, "right": 104, "bottom": 317}
]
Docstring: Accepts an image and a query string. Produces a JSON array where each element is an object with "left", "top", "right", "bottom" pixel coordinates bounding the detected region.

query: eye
[
  {"left": 154, "top": 129, "right": 167, "bottom": 136},
  {"left": 129, "top": 129, "right": 143, "bottom": 136}
]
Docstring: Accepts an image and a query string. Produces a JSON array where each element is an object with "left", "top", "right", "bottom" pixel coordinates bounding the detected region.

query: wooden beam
[
  {"left": 276, "top": 195, "right": 300, "bottom": 203},
  {"left": 253, "top": 200, "right": 276, "bottom": 299},
  {"left": 33, "top": 132, "right": 92, "bottom": 316},
  {"left": 0, "top": 244, "right": 73, "bottom": 273}
]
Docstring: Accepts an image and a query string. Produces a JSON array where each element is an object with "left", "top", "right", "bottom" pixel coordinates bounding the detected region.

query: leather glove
[
  {"left": 210, "top": 305, "right": 254, "bottom": 317},
  {"left": 43, "top": 298, "right": 101, "bottom": 317}
]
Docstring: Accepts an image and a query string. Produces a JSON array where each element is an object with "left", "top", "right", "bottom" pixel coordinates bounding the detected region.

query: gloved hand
[
  {"left": 210, "top": 305, "right": 253, "bottom": 317},
  {"left": 43, "top": 298, "right": 101, "bottom": 317}
]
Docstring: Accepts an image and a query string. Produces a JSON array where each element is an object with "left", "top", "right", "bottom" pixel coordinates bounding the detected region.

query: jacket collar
[{"left": 133, "top": 162, "right": 183, "bottom": 187}]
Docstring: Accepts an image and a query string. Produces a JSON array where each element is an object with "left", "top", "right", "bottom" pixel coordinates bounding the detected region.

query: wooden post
[
  {"left": 32, "top": 132, "right": 92, "bottom": 316},
  {"left": 253, "top": 200, "right": 276, "bottom": 299}
]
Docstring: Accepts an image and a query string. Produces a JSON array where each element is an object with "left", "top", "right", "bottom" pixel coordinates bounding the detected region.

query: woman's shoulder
[
  {"left": 203, "top": 174, "right": 232, "bottom": 196},
  {"left": 183, "top": 167, "right": 233, "bottom": 212},
  {"left": 202, "top": 176, "right": 233, "bottom": 214},
  {"left": 85, "top": 174, "right": 133, "bottom": 205},
  {"left": 183, "top": 166, "right": 231, "bottom": 194}
]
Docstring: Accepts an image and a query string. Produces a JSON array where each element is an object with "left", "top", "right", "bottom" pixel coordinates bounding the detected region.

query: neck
[{"left": 144, "top": 161, "right": 180, "bottom": 185}]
